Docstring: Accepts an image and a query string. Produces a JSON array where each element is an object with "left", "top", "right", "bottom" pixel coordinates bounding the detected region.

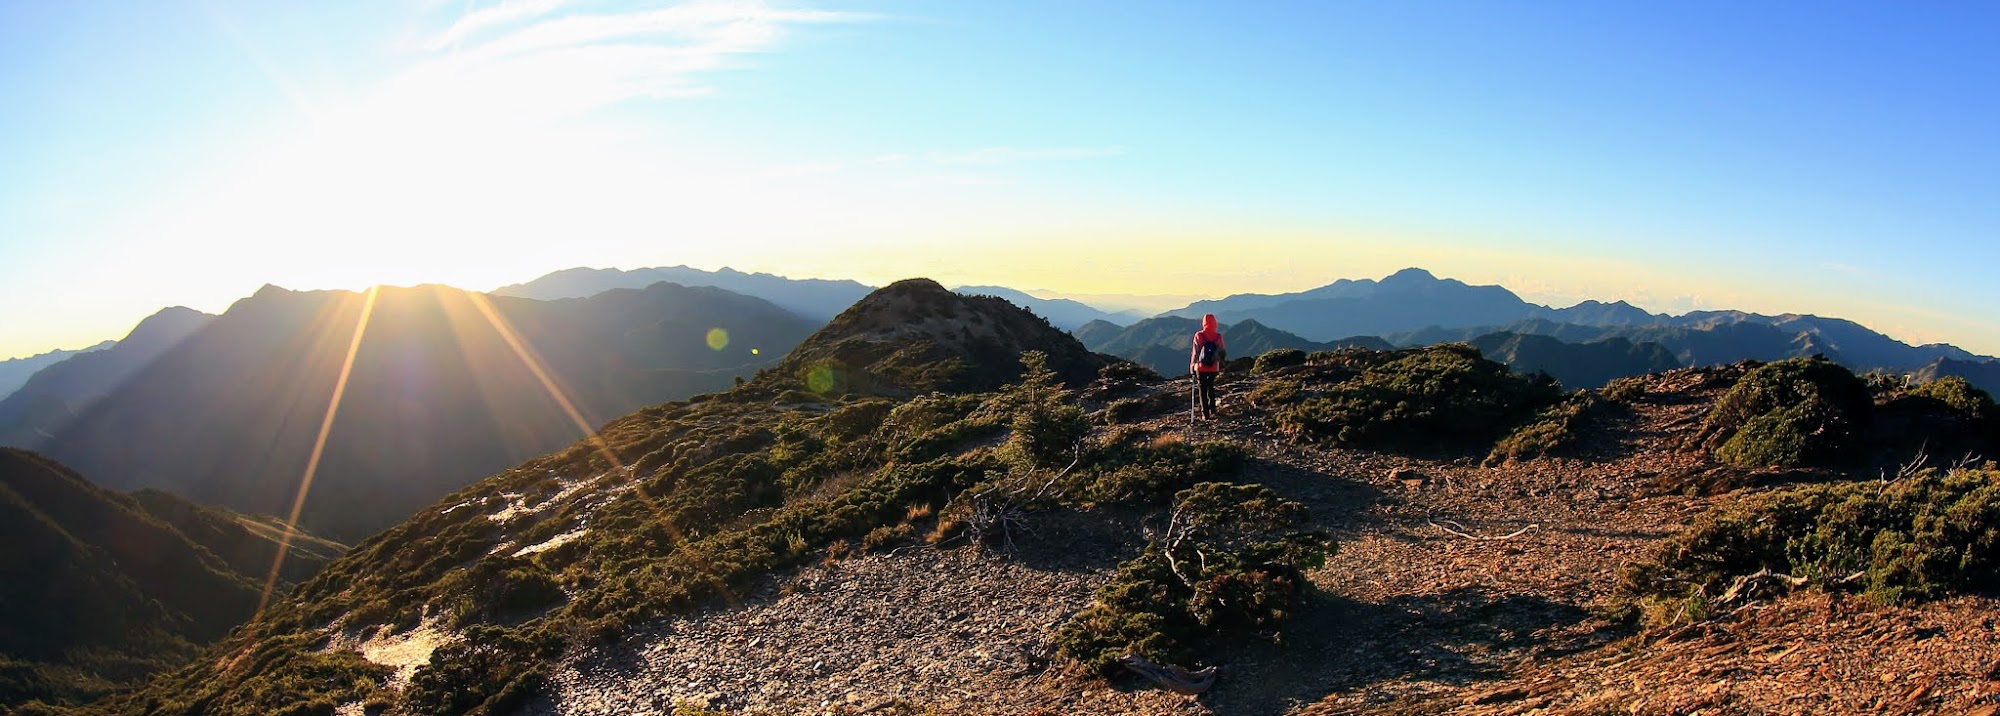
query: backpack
[{"left": 1195, "top": 337, "right": 1218, "bottom": 368}]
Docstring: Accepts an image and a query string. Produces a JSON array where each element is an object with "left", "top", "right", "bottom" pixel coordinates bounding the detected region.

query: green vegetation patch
[
  {"left": 1055, "top": 482, "right": 1332, "bottom": 675},
  {"left": 1252, "top": 348, "right": 1307, "bottom": 374},
  {"left": 1909, "top": 376, "right": 1996, "bottom": 416},
  {"left": 1600, "top": 375, "right": 1649, "bottom": 403},
  {"left": 115, "top": 634, "right": 392, "bottom": 716},
  {"left": 1701, "top": 356, "right": 1871, "bottom": 469},
  {"left": 1619, "top": 466, "right": 2000, "bottom": 627},
  {"left": 1487, "top": 393, "right": 1598, "bottom": 464},
  {"left": 1065, "top": 430, "right": 1245, "bottom": 505},
  {"left": 1269, "top": 344, "right": 1563, "bottom": 450}
]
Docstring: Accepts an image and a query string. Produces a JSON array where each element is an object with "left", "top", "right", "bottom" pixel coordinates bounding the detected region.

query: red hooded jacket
[{"left": 1190, "top": 314, "right": 1226, "bottom": 374}]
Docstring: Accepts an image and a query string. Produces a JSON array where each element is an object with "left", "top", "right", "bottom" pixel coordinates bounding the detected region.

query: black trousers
[{"left": 1196, "top": 371, "right": 1218, "bottom": 415}]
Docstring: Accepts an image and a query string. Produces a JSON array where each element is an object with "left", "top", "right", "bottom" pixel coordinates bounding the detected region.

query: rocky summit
[{"left": 769, "top": 278, "right": 1108, "bottom": 397}]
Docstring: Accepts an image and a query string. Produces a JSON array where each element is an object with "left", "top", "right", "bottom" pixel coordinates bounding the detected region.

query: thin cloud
[
  {"left": 756, "top": 162, "right": 844, "bottom": 178},
  {"left": 377, "top": 1, "right": 866, "bottom": 126},
  {"left": 926, "top": 146, "right": 1128, "bottom": 165},
  {"left": 431, "top": 0, "right": 572, "bottom": 51}
]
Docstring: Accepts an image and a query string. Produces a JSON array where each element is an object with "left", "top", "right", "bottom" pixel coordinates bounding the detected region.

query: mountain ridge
[
  {"left": 493, "top": 265, "right": 873, "bottom": 322},
  {"left": 36, "top": 281, "right": 817, "bottom": 541},
  {"left": 0, "top": 341, "right": 115, "bottom": 402},
  {"left": 1157, "top": 268, "right": 1989, "bottom": 377},
  {"left": 0, "top": 307, "right": 213, "bottom": 448}
]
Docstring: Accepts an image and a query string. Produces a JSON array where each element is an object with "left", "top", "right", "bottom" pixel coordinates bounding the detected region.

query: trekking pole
[{"left": 1188, "top": 369, "right": 1199, "bottom": 434}]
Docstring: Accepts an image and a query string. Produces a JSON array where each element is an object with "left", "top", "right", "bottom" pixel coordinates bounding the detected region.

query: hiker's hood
[{"left": 1201, "top": 314, "right": 1218, "bottom": 333}]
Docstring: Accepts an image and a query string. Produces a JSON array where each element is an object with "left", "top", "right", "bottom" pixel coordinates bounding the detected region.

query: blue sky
[{"left": 2, "top": 0, "right": 1996, "bottom": 359}]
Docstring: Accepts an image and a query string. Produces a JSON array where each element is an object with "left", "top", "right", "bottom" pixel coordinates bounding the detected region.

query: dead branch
[
  {"left": 1428, "top": 519, "right": 1539, "bottom": 541},
  {"left": 1715, "top": 567, "right": 1808, "bottom": 605},
  {"left": 1889, "top": 443, "right": 1931, "bottom": 481},
  {"left": 1015, "top": 444, "right": 1084, "bottom": 501},
  {"left": 1160, "top": 504, "right": 1196, "bottom": 589}
]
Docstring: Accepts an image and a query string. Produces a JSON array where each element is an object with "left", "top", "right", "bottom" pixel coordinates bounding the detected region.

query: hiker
[{"left": 1190, "top": 314, "right": 1227, "bottom": 419}]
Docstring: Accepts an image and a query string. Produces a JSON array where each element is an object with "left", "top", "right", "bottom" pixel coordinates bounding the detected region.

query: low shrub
[
  {"left": 1252, "top": 348, "right": 1307, "bottom": 374},
  {"left": 1910, "top": 376, "right": 1995, "bottom": 416},
  {"left": 1700, "top": 356, "right": 1870, "bottom": 468},
  {"left": 1601, "top": 375, "right": 1648, "bottom": 403},
  {"left": 1270, "top": 344, "right": 1562, "bottom": 449},
  {"left": 125, "top": 635, "right": 392, "bottom": 716},
  {"left": 860, "top": 523, "right": 914, "bottom": 551},
  {"left": 1246, "top": 379, "right": 1302, "bottom": 408},
  {"left": 1054, "top": 482, "right": 1332, "bottom": 675},
  {"left": 1069, "top": 433, "right": 1246, "bottom": 505},
  {"left": 1618, "top": 467, "right": 2000, "bottom": 627},
  {"left": 1097, "top": 359, "right": 1162, "bottom": 385},
  {"left": 1488, "top": 393, "right": 1597, "bottom": 464},
  {"left": 1101, "top": 398, "right": 1150, "bottom": 425},
  {"left": 404, "top": 626, "right": 559, "bottom": 716}
]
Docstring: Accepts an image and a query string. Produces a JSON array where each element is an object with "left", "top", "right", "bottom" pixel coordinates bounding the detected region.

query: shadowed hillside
[
  {"left": 0, "top": 342, "right": 113, "bottom": 403},
  {"left": 951, "top": 285, "right": 1131, "bottom": 331},
  {"left": 0, "top": 307, "right": 212, "bottom": 448},
  {"left": 1468, "top": 332, "right": 1682, "bottom": 389},
  {"left": 493, "top": 266, "right": 874, "bottom": 322},
  {"left": 0, "top": 449, "right": 340, "bottom": 709},
  {"left": 39, "top": 282, "right": 816, "bottom": 541}
]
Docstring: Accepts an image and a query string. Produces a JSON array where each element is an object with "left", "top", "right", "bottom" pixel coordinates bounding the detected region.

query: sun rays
[
  {"left": 459, "top": 290, "right": 744, "bottom": 609},
  {"left": 258, "top": 286, "right": 379, "bottom": 619},
  {"left": 254, "top": 284, "right": 742, "bottom": 624}
]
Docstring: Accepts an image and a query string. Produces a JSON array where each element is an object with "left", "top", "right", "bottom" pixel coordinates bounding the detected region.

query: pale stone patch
[
  {"left": 515, "top": 526, "right": 589, "bottom": 557},
  {"left": 324, "top": 618, "right": 458, "bottom": 691}
]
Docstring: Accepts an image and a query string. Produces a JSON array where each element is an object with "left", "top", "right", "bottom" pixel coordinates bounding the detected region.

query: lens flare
[
  {"left": 257, "top": 286, "right": 378, "bottom": 620},
  {"left": 705, "top": 327, "right": 729, "bottom": 351},
  {"left": 807, "top": 365, "right": 837, "bottom": 393}
]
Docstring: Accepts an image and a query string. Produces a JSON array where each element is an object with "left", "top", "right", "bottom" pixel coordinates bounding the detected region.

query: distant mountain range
[
  {"left": 0, "top": 448, "right": 342, "bottom": 708},
  {"left": 0, "top": 307, "right": 212, "bottom": 447},
  {"left": 951, "top": 285, "right": 1146, "bottom": 331},
  {"left": 1079, "top": 316, "right": 1391, "bottom": 377},
  {"left": 493, "top": 265, "right": 875, "bottom": 322},
  {"left": 34, "top": 282, "right": 818, "bottom": 542},
  {"left": 1167, "top": 268, "right": 1541, "bottom": 337},
  {"left": 0, "top": 341, "right": 114, "bottom": 402},
  {"left": 489, "top": 265, "right": 1151, "bottom": 331},
  {"left": 1467, "top": 332, "right": 1683, "bottom": 390},
  {"left": 1078, "top": 316, "right": 1677, "bottom": 389},
  {"left": 1154, "top": 267, "right": 1994, "bottom": 391},
  {"left": 508, "top": 266, "right": 1992, "bottom": 389}
]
